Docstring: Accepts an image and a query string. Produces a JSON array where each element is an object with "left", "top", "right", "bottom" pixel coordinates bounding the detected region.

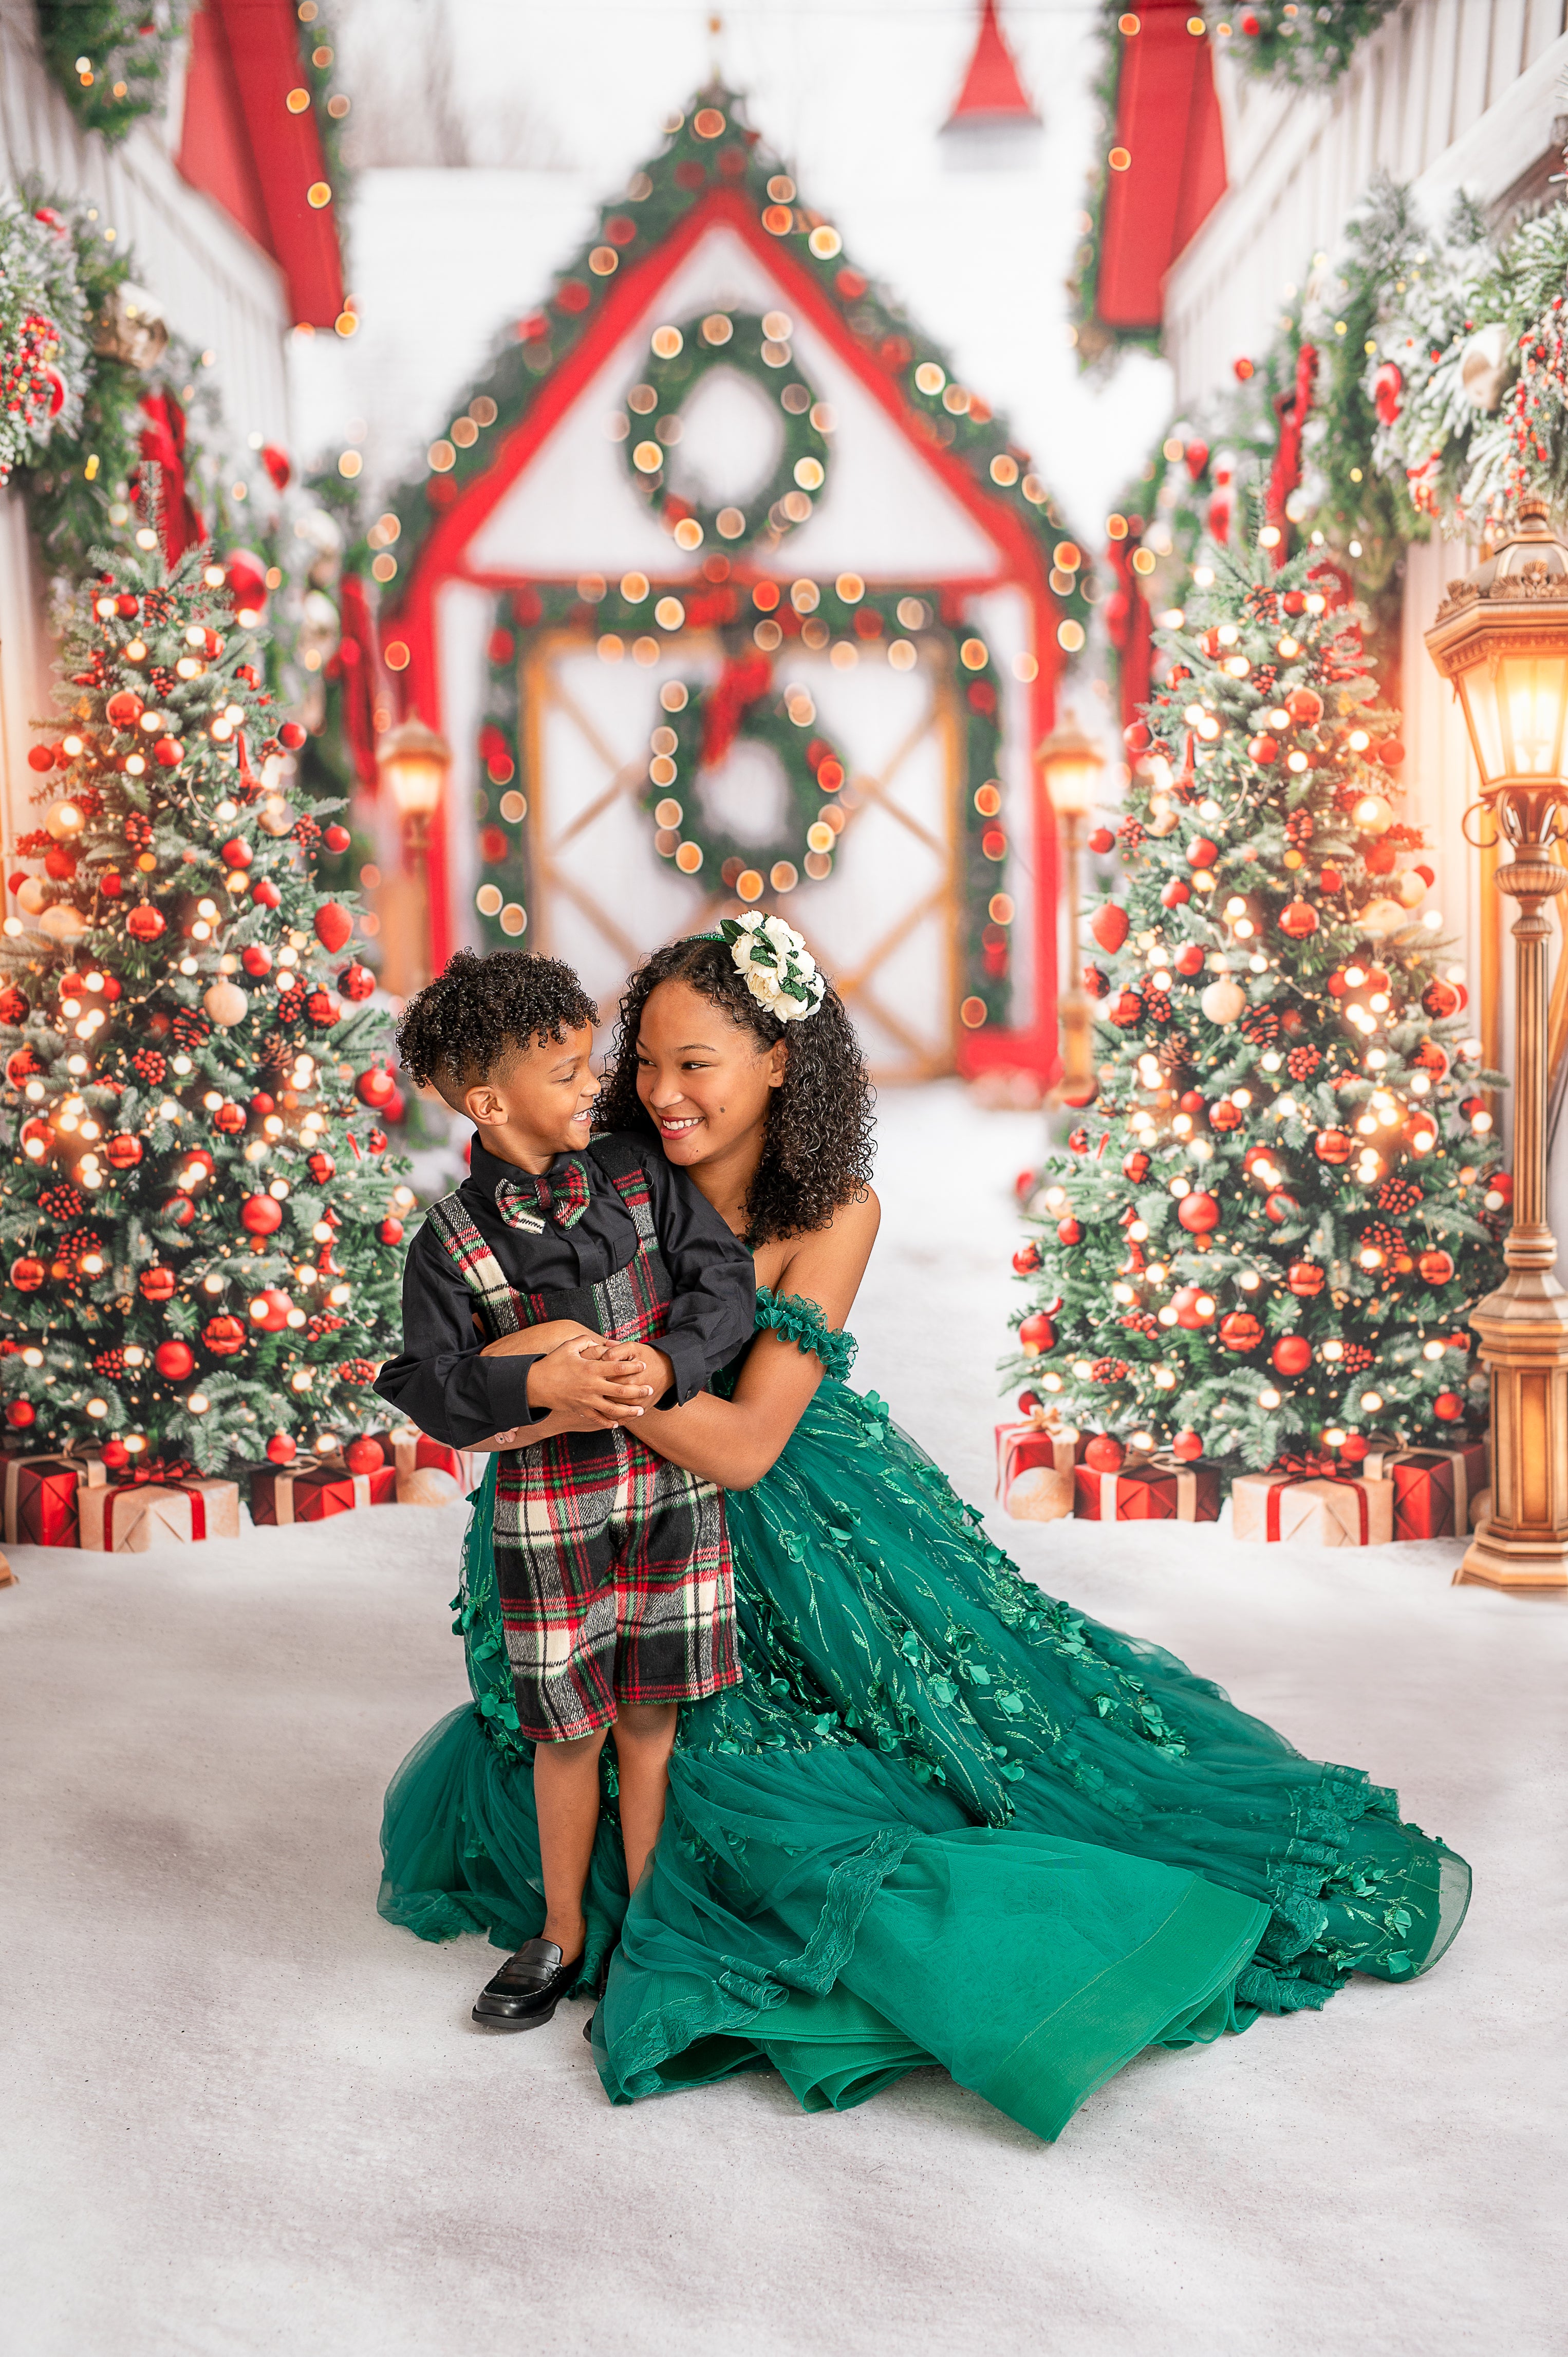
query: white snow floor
[{"left": 2, "top": 1082, "right": 1563, "bottom": 2357}]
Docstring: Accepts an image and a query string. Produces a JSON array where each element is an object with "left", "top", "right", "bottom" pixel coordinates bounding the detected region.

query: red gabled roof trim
[
  {"left": 177, "top": 0, "right": 345, "bottom": 326},
  {"left": 1097, "top": 3, "right": 1226, "bottom": 332}
]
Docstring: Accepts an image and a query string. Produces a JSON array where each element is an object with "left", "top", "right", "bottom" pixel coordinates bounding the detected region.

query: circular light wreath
[
  {"left": 644, "top": 676, "right": 846, "bottom": 900},
  {"left": 621, "top": 307, "right": 832, "bottom": 552}
]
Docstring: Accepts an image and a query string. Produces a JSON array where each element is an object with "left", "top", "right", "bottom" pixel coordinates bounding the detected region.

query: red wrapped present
[
  {"left": 391, "top": 1430, "right": 480, "bottom": 1507},
  {"left": 78, "top": 1464, "right": 240, "bottom": 1552},
  {"left": 250, "top": 1458, "right": 398, "bottom": 1526},
  {"left": 1360, "top": 1436, "right": 1490, "bottom": 1541},
  {"left": 1073, "top": 1455, "right": 1222, "bottom": 1524},
  {"left": 1232, "top": 1456, "right": 1394, "bottom": 1548},
  {"left": 994, "top": 1416, "right": 1080, "bottom": 1500},
  {"left": 2, "top": 1450, "right": 106, "bottom": 1547}
]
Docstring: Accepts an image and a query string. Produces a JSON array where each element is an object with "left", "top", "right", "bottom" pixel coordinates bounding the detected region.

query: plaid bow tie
[{"left": 497, "top": 1158, "right": 591, "bottom": 1234}]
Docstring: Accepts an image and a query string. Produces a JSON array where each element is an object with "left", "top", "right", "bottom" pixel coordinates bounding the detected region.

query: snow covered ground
[{"left": 2, "top": 1083, "right": 1562, "bottom": 2357}]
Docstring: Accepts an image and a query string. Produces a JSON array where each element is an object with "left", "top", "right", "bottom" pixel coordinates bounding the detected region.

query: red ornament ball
[
  {"left": 1012, "top": 1242, "right": 1041, "bottom": 1275},
  {"left": 104, "top": 1134, "right": 144, "bottom": 1170},
  {"left": 1056, "top": 1217, "right": 1081, "bottom": 1247},
  {"left": 105, "top": 690, "right": 144, "bottom": 729},
  {"left": 152, "top": 736, "right": 182, "bottom": 769},
  {"left": 154, "top": 1339, "right": 195, "bottom": 1382},
  {"left": 202, "top": 1314, "right": 247, "bottom": 1358},
  {"left": 126, "top": 905, "right": 165, "bottom": 942},
  {"left": 1278, "top": 899, "right": 1319, "bottom": 939},
  {"left": 1219, "top": 1311, "right": 1263, "bottom": 1352},
  {"left": 1087, "top": 827, "right": 1115, "bottom": 856},
  {"left": 1171, "top": 1286, "right": 1214, "bottom": 1329},
  {"left": 27, "top": 743, "right": 56, "bottom": 773},
  {"left": 241, "top": 944, "right": 273, "bottom": 977},
  {"left": 1287, "top": 1261, "right": 1326, "bottom": 1297},
  {"left": 1247, "top": 734, "right": 1279, "bottom": 765},
  {"left": 368, "top": 1129, "right": 388, "bottom": 1154},
  {"left": 266, "top": 1433, "right": 297, "bottom": 1465},
  {"left": 1271, "top": 1335, "right": 1313, "bottom": 1378},
  {"left": 100, "top": 1437, "right": 129, "bottom": 1471},
  {"left": 1090, "top": 902, "right": 1129, "bottom": 956},
  {"left": 1338, "top": 1434, "right": 1370, "bottom": 1463},
  {"left": 344, "top": 1436, "right": 384, "bottom": 1476},
  {"left": 1123, "top": 721, "right": 1152, "bottom": 754},
  {"left": 1264, "top": 1190, "right": 1299, "bottom": 1223},
  {"left": 1188, "top": 837, "right": 1218, "bottom": 869},
  {"left": 1082, "top": 1434, "right": 1125, "bottom": 1475},
  {"left": 323, "top": 824, "right": 351, "bottom": 855},
  {"left": 356, "top": 1066, "right": 397, "bottom": 1110},
  {"left": 306, "top": 991, "right": 340, "bottom": 1027},
  {"left": 1018, "top": 1311, "right": 1056, "bottom": 1354},
  {"left": 221, "top": 837, "right": 252, "bottom": 868},
  {"left": 1178, "top": 1090, "right": 1206, "bottom": 1115},
  {"left": 313, "top": 901, "right": 353, "bottom": 955},
  {"left": 1177, "top": 1191, "right": 1220, "bottom": 1234},
  {"left": 225, "top": 547, "right": 268, "bottom": 611},
  {"left": 378, "top": 1217, "right": 404, "bottom": 1247},
  {"left": 1285, "top": 686, "right": 1323, "bottom": 726},
  {"left": 339, "top": 961, "right": 375, "bottom": 1003},
  {"left": 1174, "top": 944, "right": 1206, "bottom": 978},
  {"left": 308, "top": 1152, "right": 337, "bottom": 1185},
  {"left": 1422, "top": 979, "right": 1463, "bottom": 1019},
  {"left": 279, "top": 720, "right": 307, "bottom": 751},
  {"left": 240, "top": 1194, "right": 283, "bottom": 1238},
  {"left": 1418, "top": 1249, "right": 1455, "bottom": 1286},
  {"left": 1171, "top": 1431, "right": 1204, "bottom": 1462},
  {"left": 212, "top": 1102, "right": 246, "bottom": 1136},
  {"left": 162, "top": 1193, "right": 196, "bottom": 1228},
  {"left": 1208, "top": 1100, "right": 1243, "bottom": 1133},
  {"left": 1315, "top": 1128, "right": 1352, "bottom": 1165},
  {"left": 249, "top": 1289, "right": 291, "bottom": 1333},
  {"left": 1161, "top": 879, "right": 1191, "bottom": 910},
  {"left": 1123, "top": 1150, "right": 1150, "bottom": 1182},
  {"left": 6, "top": 1400, "right": 36, "bottom": 1428},
  {"left": 251, "top": 878, "right": 282, "bottom": 910},
  {"left": 138, "top": 1266, "right": 176, "bottom": 1303},
  {"left": 1433, "top": 1391, "right": 1464, "bottom": 1423},
  {"left": 10, "top": 1256, "right": 46, "bottom": 1292}
]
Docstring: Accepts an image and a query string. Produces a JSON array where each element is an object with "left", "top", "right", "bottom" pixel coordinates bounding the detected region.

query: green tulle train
[{"left": 380, "top": 1292, "right": 1469, "bottom": 2141}]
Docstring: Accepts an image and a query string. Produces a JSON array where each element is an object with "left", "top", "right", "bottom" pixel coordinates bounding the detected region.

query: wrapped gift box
[
  {"left": 391, "top": 1431, "right": 480, "bottom": 1508},
  {"left": 1073, "top": 1458, "right": 1222, "bottom": 1524},
  {"left": 1360, "top": 1437, "right": 1490, "bottom": 1542},
  {"left": 1233, "top": 1465, "right": 1395, "bottom": 1548},
  {"left": 2, "top": 1450, "right": 106, "bottom": 1548},
  {"left": 79, "top": 1474, "right": 240, "bottom": 1552},
  {"left": 994, "top": 1417, "right": 1080, "bottom": 1500},
  {"left": 1005, "top": 1464, "right": 1076, "bottom": 1522},
  {"left": 249, "top": 1460, "right": 398, "bottom": 1526}
]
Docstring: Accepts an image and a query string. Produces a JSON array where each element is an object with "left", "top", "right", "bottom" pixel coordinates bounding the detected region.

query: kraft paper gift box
[
  {"left": 1231, "top": 1465, "right": 1395, "bottom": 1548},
  {"left": 1072, "top": 1457, "right": 1222, "bottom": 1524},
  {"left": 994, "top": 1418, "right": 1080, "bottom": 1500},
  {"left": 78, "top": 1473, "right": 240, "bottom": 1552},
  {"left": 249, "top": 1460, "right": 398, "bottom": 1525},
  {"left": 1359, "top": 1436, "right": 1491, "bottom": 1541},
  {"left": 2, "top": 1450, "right": 104, "bottom": 1547},
  {"left": 391, "top": 1430, "right": 480, "bottom": 1507}
]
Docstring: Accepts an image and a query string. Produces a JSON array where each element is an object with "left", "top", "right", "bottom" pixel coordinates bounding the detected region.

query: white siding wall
[{"left": 0, "top": 0, "right": 293, "bottom": 864}]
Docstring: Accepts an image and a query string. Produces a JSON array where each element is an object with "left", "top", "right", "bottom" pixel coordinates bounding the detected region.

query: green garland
[
  {"left": 645, "top": 676, "right": 844, "bottom": 890},
  {"left": 475, "top": 580, "right": 1014, "bottom": 1029},
  {"left": 35, "top": 1, "right": 191, "bottom": 144},
  {"left": 0, "top": 191, "right": 90, "bottom": 485},
  {"left": 621, "top": 307, "right": 830, "bottom": 552},
  {"left": 1204, "top": 4, "right": 1401, "bottom": 87},
  {"left": 379, "top": 82, "right": 1090, "bottom": 640}
]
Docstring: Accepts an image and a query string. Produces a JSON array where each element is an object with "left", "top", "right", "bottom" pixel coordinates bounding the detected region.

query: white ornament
[
  {"left": 1459, "top": 323, "right": 1511, "bottom": 414},
  {"left": 1396, "top": 868, "right": 1428, "bottom": 909},
  {"left": 1201, "top": 977, "right": 1247, "bottom": 1027},
  {"left": 38, "top": 903, "right": 86, "bottom": 943},
  {"left": 1358, "top": 897, "right": 1409, "bottom": 938},
  {"left": 203, "top": 980, "right": 250, "bottom": 1028},
  {"left": 1006, "top": 1465, "right": 1075, "bottom": 1523}
]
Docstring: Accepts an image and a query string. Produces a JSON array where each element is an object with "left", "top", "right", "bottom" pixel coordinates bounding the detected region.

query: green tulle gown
[{"left": 380, "top": 1291, "right": 1469, "bottom": 2142}]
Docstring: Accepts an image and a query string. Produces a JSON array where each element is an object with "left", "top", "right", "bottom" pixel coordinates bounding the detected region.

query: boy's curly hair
[
  {"left": 395, "top": 950, "right": 597, "bottom": 1101},
  {"left": 595, "top": 934, "right": 874, "bottom": 1245}
]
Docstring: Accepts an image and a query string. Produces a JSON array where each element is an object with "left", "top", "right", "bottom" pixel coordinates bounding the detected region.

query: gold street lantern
[
  {"left": 1425, "top": 496, "right": 1568, "bottom": 1588},
  {"left": 377, "top": 714, "right": 451, "bottom": 831},
  {"left": 1038, "top": 720, "right": 1107, "bottom": 1106},
  {"left": 375, "top": 715, "right": 452, "bottom": 998}
]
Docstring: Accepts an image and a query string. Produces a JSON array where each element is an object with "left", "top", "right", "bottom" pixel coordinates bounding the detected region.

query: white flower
[
  {"left": 746, "top": 966, "right": 783, "bottom": 1003},
  {"left": 762, "top": 914, "right": 796, "bottom": 950}
]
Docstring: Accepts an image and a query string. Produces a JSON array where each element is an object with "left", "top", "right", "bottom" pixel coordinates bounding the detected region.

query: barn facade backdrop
[{"left": 378, "top": 87, "right": 1092, "bottom": 1083}]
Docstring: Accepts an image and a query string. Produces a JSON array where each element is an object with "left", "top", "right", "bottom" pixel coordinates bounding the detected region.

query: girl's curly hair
[{"left": 596, "top": 934, "right": 875, "bottom": 1245}]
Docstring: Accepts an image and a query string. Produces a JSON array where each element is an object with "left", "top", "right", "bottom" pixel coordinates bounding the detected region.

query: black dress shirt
[{"left": 375, "top": 1130, "right": 757, "bottom": 1449}]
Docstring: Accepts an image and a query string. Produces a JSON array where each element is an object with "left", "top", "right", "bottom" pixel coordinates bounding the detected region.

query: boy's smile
[{"left": 459, "top": 1021, "right": 600, "bottom": 1172}]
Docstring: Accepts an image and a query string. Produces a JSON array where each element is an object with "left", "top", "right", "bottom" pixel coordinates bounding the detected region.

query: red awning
[
  {"left": 1097, "top": 4, "right": 1226, "bottom": 331},
  {"left": 178, "top": 0, "right": 345, "bottom": 327}
]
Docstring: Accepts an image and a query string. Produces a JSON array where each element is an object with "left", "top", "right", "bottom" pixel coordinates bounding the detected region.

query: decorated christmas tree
[
  {"left": 0, "top": 531, "right": 410, "bottom": 1474},
  {"left": 1006, "top": 536, "right": 1506, "bottom": 1473}
]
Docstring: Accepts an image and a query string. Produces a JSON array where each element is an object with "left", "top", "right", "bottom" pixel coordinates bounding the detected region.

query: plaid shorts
[{"left": 494, "top": 1423, "right": 737, "bottom": 1742}]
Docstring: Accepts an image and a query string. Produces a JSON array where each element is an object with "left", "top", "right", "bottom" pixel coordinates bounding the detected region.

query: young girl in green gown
[{"left": 380, "top": 921, "right": 1469, "bottom": 2142}]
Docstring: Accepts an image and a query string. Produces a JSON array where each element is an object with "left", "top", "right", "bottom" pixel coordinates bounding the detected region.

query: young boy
[{"left": 377, "top": 949, "right": 755, "bottom": 2030}]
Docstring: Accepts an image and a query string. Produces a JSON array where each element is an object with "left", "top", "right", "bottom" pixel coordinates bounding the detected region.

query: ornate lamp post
[
  {"left": 375, "top": 714, "right": 451, "bottom": 998},
  {"left": 1425, "top": 497, "right": 1568, "bottom": 1589},
  {"left": 1038, "top": 720, "right": 1106, "bottom": 1105}
]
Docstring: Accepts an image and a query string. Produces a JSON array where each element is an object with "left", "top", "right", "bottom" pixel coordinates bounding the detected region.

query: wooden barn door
[{"left": 520, "top": 628, "right": 964, "bottom": 1080}]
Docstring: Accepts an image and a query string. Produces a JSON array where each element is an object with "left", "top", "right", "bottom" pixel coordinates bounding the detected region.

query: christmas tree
[
  {"left": 1007, "top": 536, "right": 1506, "bottom": 1472},
  {"left": 0, "top": 531, "right": 410, "bottom": 1474}
]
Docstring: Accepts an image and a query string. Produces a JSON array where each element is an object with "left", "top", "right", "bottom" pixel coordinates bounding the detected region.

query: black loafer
[{"left": 472, "top": 1938, "right": 583, "bottom": 2030}]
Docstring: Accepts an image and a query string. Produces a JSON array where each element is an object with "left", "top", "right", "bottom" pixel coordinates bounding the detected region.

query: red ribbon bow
[{"left": 1265, "top": 1450, "right": 1367, "bottom": 1543}]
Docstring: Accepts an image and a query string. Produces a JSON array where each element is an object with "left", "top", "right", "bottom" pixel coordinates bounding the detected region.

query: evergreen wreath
[
  {"left": 0, "top": 192, "right": 89, "bottom": 486},
  {"left": 620, "top": 306, "right": 831, "bottom": 552},
  {"left": 35, "top": 2, "right": 192, "bottom": 145},
  {"left": 1204, "top": 4, "right": 1402, "bottom": 87},
  {"left": 643, "top": 663, "right": 846, "bottom": 895}
]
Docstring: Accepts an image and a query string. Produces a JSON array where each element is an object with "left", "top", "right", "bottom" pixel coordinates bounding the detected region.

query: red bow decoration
[
  {"left": 127, "top": 1455, "right": 195, "bottom": 1487},
  {"left": 1264, "top": 1449, "right": 1368, "bottom": 1544},
  {"left": 328, "top": 574, "right": 382, "bottom": 789},
  {"left": 1265, "top": 343, "right": 1318, "bottom": 563},
  {"left": 136, "top": 392, "right": 206, "bottom": 565},
  {"left": 701, "top": 652, "right": 773, "bottom": 768}
]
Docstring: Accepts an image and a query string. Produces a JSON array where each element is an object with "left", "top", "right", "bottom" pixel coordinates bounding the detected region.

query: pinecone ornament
[{"left": 1241, "top": 1007, "right": 1279, "bottom": 1045}]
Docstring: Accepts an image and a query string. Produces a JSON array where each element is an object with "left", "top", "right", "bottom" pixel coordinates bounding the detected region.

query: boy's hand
[
  {"left": 602, "top": 1343, "right": 676, "bottom": 1409},
  {"left": 526, "top": 1335, "right": 659, "bottom": 1425}
]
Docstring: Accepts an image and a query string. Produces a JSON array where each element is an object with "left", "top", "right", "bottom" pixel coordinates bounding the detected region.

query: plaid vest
[{"left": 422, "top": 1136, "right": 671, "bottom": 1347}]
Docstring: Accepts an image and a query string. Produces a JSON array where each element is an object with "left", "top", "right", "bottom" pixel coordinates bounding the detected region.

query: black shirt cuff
[{"left": 659, "top": 1330, "right": 710, "bottom": 1407}]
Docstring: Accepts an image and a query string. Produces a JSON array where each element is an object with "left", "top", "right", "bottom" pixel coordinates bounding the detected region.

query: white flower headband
[{"left": 719, "top": 912, "right": 827, "bottom": 1023}]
